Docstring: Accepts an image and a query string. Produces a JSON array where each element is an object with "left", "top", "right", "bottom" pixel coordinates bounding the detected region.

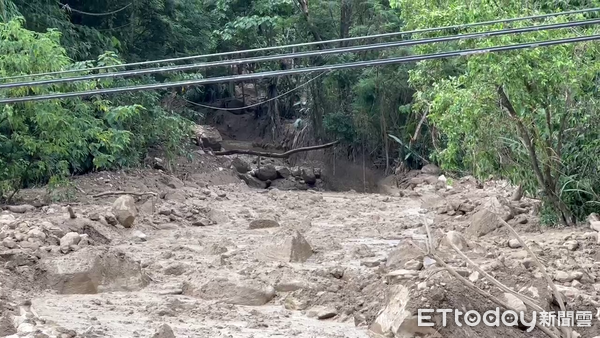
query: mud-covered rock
[
  {"left": 249, "top": 219, "right": 280, "bottom": 230},
  {"left": 256, "top": 165, "right": 278, "bottom": 181},
  {"left": 41, "top": 247, "right": 149, "bottom": 294},
  {"left": 420, "top": 164, "right": 441, "bottom": 176},
  {"left": 111, "top": 195, "right": 138, "bottom": 228},
  {"left": 301, "top": 168, "right": 317, "bottom": 185},
  {"left": 466, "top": 209, "right": 504, "bottom": 237},
  {"left": 275, "top": 166, "right": 291, "bottom": 178},
  {"left": 231, "top": 157, "right": 251, "bottom": 174},
  {"left": 188, "top": 279, "right": 276, "bottom": 306},
  {"left": 193, "top": 125, "right": 222, "bottom": 150},
  {"left": 258, "top": 228, "right": 313, "bottom": 263},
  {"left": 151, "top": 323, "right": 176, "bottom": 338},
  {"left": 238, "top": 173, "right": 267, "bottom": 189}
]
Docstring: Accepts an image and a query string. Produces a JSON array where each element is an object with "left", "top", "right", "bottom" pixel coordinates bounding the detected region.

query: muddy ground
[{"left": 1, "top": 151, "right": 600, "bottom": 338}]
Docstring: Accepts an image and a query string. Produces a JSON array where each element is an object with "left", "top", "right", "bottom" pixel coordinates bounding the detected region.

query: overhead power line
[
  {"left": 1, "top": 7, "right": 598, "bottom": 82},
  {"left": 1, "top": 34, "right": 598, "bottom": 104},
  {"left": 57, "top": 2, "right": 132, "bottom": 16},
  {"left": 184, "top": 71, "right": 330, "bottom": 111},
  {"left": 2, "top": 18, "right": 599, "bottom": 89}
]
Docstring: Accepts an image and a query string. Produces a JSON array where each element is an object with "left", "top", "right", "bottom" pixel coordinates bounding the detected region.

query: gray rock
[
  {"left": 421, "top": 164, "right": 441, "bottom": 175},
  {"left": 258, "top": 228, "right": 313, "bottom": 263},
  {"left": 41, "top": 247, "right": 149, "bottom": 294},
  {"left": 0, "top": 312, "right": 16, "bottom": 336},
  {"left": 276, "top": 166, "right": 291, "bottom": 178},
  {"left": 508, "top": 239, "right": 522, "bottom": 248},
  {"left": 190, "top": 279, "right": 276, "bottom": 306},
  {"left": 302, "top": 168, "right": 317, "bottom": 185},
  {"left": 60, "top": 232, "right": 81, "bottom": 247},
  {"left": 504, "top": 293, "right": 526, "bottom": 313},
  {"left": 307, "top": 306, "right": 338, "bottom": 320},
  {"left": 564, "top": 240, "right": 579, "bottom": 251},
  {"left": 193, "top": 125, "right": 222, "bottom": 150},
  {"left": 238, "top": 173, "right": 267, "bottom": 189},
  {"left": 256, "top": 165, "right": 278, "bottom": 181},
  {"left": 164, "top": 263, "right": 186, "bottom": 276},
  {"left": 554, "top": 271, "right": 574, "bottom": 283},
  {"left": 440, "top": 231, "right": 469, "bottom": 251},
  {"left": 404, "top": 259, "right": 423, "bottom": 271},
  {"left": 231, "top": 157, "right": 251, "bottom": 173},
  {"left": 151, "top": 323, "right": 176, "bottom": 338},
  {"left": 111, "top": 195, "right": 138, "bottom": 228},
  {"left": 1, "top": 238, "right": 16, "bottom": 249},
  {"left": 466, "top": 209, "right": 503, "bottom": 237},
  {"left": 249, "top": 219, "right": 280, "bottom": 230}
]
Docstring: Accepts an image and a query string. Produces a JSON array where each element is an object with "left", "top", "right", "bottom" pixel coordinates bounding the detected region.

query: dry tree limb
[
  {"left": 446, "top": 240, "right": 543, "bottom": 311},
  {"left": 410, "top": 241, "right": 560, "bottom": 338},
  {"left": 92, "top": 191, "right": 158, "bottom": 198},
  {"left": 499, "top": 218, "right": 572, "bottom": 338},
  {"left": 214, "top": 140, "right": 339, "bottom": 158}
]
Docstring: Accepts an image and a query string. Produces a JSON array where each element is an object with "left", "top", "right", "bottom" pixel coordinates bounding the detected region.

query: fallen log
[{"left": 214, "top": 140, "right": 339, "bottom": 158}]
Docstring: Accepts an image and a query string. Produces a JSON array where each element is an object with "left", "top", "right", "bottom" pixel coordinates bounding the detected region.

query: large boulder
[
  {"left": 421, "top": 164, "right": 441, "bottom": 176},
  {"left": 238, "top": 173, "right": 267, "bottom": 189},
  {"left": 466, "top": 209, "right": 504, "bottom": 237},
  {"left": 41, "top": 247, "right": 150, "bottom": 294},
  {"left": 193, "top": 125, "right": 222, "bottom": 151},
  {"left": 231, "top": 157, "right": 251, "bottom": 173},
  {"left": 301, "top": 168, "right": 317, "bottom": 185},
  {"left": 256, "top": 165, "right": 278, "bottom": 181},
  {"left": 111, "top": 195, "right": 138, "bottom": 228},
  {"left": 258, "top": 228, "right": 313, "bottom": 263}
]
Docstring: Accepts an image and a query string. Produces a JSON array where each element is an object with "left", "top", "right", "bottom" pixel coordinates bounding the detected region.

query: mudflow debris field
[{"left": 1, "top": 158, "right": 600, "bottom": 338}]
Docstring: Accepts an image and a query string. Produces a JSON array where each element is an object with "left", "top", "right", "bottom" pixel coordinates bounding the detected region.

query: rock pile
[{"left": 232, "top": 158, "right": 324, "bottom": 190}]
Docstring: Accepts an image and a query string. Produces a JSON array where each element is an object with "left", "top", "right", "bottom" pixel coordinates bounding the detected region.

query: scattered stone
[
  {"left": 504, "top": 293, "right": 526, "bottom": 313},
  {"left": 404, "top": 259, "right": 423, "bottom": 271},
  {"left": 360, "top": 258, "right": 383, "bottom": 268},
  {"left": 0, "top": 312, "right": 16, "bottom": 336},
  {"left": 258, "top": 228, "right": 313, "bottom": 263},
  {"left": 238, "top": 173, "right": 267, "bottom": 189},
  {"left": 249, "top": 219, "right": 280, "bottom": 230},
  {"left": 466, "top": 209, "right": 503, "bottom": 237},
  {"left": 555, "top": 271, "right": 574, "bottom": 283},
  {"left": 164, "top": 263, "right": 186, "bottom": 276},
  {"left": 256, "top": 165, "right": 278, "bottom": 181},
  {"left": 112, "top": 195, "right": 138, "bottom": 228},
  {"left": 469, "top": 271, "right": 480, "bottom": 283},
  {"left": 151, "top": 323, "right": 176, "bottom": 338},
  {"left": 104, "top": 214, "right": 118, "bottom": 226},
  {"left": 511, "top": 185, "right": 523, "bottom": 201},
  {"left": 1, "top": 238, "right": 16, "bottom": 249},
  {"left": 231, "top": 157, "right": 251, "bottom": 173},
  {"left": 190, "top": 280, "right": 276, "bottom": 306},
  {"left": 386, "top": 241, "right": 423, "bottom": 270},
  {"left": 307, "top": 306, "right": 337, "bottom": 320},
  {"left": 131, "top": 230, "right": 147, "bottom": 242},
  {"left": 508, "top": 239, "right": 522, "bottom": 248},
  {"left": 564, "top": 240, "right": 579, "bottom": 251},
  {"left": 60, "top": 232, "right": 81, "bottom": 247},
  {"left": 440, "top": 231, "right": 469, "bottom": 251},
  {"left": 191, "top": 218, "right": 210, "bottom": 227},
  {"left": 522, "top": 258, "right": 534, "bottom": 270},
  {"left": 276, "top": 166, "right": 291, "bottom": 178},
  {"left": 421, "top": 164, "right": 441, "bottom": 176}
]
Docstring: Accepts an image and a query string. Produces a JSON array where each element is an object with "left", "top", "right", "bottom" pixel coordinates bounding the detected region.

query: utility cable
[
  {"left": 2, "top": 18, "right": 598, "bottom": 89},
  {"left": 58, "top": 2, "right": 132, "bottom": 16},
  {"left": 1, "top": 7, "right": 598, "bottom": 81},
  {"left": 1, "top": 34, "right": 598, "bottom": 104},
  {"left": 184, "top": 71, "right": 330, "bottom": 111}
]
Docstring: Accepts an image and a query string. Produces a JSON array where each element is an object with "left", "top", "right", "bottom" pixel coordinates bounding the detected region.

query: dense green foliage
[
  {"left": 0, "top": 0, "right": 598, "bottom": 223},
  {"left": 393, "top": 0, "right": 600, "bottom": 223}
]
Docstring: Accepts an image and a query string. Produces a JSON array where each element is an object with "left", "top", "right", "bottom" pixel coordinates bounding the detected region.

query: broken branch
[{"left": 214, "top": 140, "right": 339, "bottom": 158}]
